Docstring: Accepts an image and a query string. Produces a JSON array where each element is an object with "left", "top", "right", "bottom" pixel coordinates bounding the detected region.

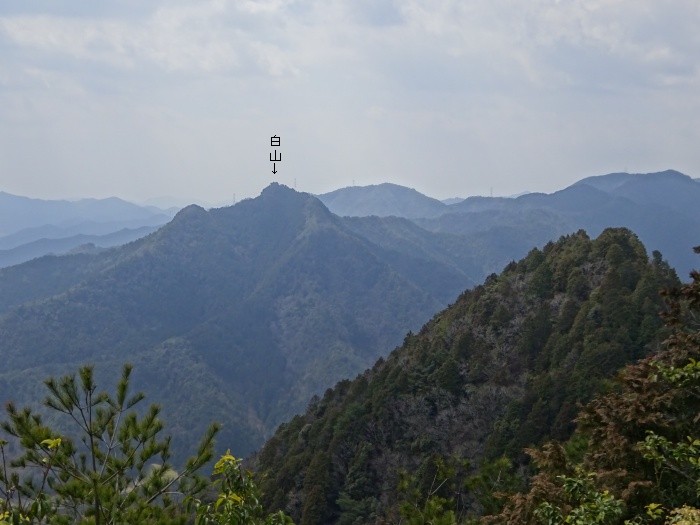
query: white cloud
[
  {"left": 1, "top": 0, "right": 700, "bottom": 201},
  {"left": 0, "top": 3, "right": 240, "bottom": 73}
]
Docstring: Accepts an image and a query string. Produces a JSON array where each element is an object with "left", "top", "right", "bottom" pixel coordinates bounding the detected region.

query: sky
[{"left": 1, "top": 0, "right": 699, "bottom": 206}]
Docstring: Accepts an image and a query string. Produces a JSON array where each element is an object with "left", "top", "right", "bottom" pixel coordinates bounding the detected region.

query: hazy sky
[{"left": 1, "top": 1, "right": 699, "bottom": 205}]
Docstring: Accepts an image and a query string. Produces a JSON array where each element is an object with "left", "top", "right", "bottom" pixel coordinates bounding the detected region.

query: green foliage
[
  {"left": 397, "top": 457, "right": 463, "bottom": 525},
  {"left": 489, "top": 248, "right": 700, "bottom": 524},
  {"left": 300, "top": 453, "right": 332, "bottom": 525},
  {"left": 533, "top": 472, "right": 624, "bottom": 525},
  {"left": 336, "top": 442, "right": 378, "bottom": 525},
  {"left": 433, "top": 357, "right": 462, "bottom": 395},
  {"left": 465, "top": 457, "right": 524, "bottom": 516},
  {"left": 0, "top": 364, "right": 219, "bottom": 524},
  {"left": 528, "top": 262, "right": 553, "bottom": 299},
  {"left": 400, "top": 496, "right": 457, "bottom": 525},
  {"left": 638, "top": 432, "right": 700, "bottom": 503},
  {"left": 665, "top": 506, "right": 700, "bottom": 524},
  {"left": 190, "top": 452, "right": 294, "bottom": 525}
]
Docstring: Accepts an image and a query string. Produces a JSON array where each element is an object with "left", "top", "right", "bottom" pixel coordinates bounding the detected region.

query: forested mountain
[
  {"left": 255, "top": 229, "right": 680, "bottom": 524},
  {"left": 339, "top": 216, "right": 483, "bottom": 301},
  {"left": 574, "top": 169, "right": 700, "bottom": 224},
  {"left": 318, "top": 183, "right": 448, "bottom": 219},
  {"left": 0, "top": 184, "right": 480, "bottom": 458},
  {"left": 489, "top": 258, "right": 700, "bottom": 523},
  {"left": 1, "top": 177, "right": 697, "bottom": 523}
]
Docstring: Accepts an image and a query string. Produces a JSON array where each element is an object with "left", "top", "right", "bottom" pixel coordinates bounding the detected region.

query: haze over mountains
[
  {"left": 0, "top": 226, "right": 159, "bottom": 269},
  {"left": 320, "top": 170, "right": 700, "bottom": 279},
  {"left": 318, "top": 183, "right": 448, "bottom": 219},
  {"left": 0, "top": 169, "right": 696, "bottom": 463},
  {"left": 0, "top": 192, "right": 176, "bottom": 267},
  {"left": 0, "top": 184, "right": 478, "bottom": 457},
  {"left": 3, "top": 168, "right": 696, "bottom": 277}
]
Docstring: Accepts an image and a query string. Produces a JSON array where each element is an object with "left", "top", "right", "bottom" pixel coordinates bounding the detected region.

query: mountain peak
[
  {"left": 318, "top": 183, "right": 446, "bottom": 218},
  {"left": 573, "top": 169, "right": 693, "bottom": 193},
  {"left": 257, "top": 183, "right": 321, "bottom": 209},
  {"left": 169, "top": 203, "right": 208, "bottom": 224},
  {"left": 260, "top": 182, "right": 295, "bottom": 196},
  {"left": 244, "top": 183, "right": 331, "bottom": 223},
  {"left": 175, "top": 203, "right": 207, "bottom": 215}
]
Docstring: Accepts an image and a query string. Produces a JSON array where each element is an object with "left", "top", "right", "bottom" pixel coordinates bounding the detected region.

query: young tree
[
  {"left": 0, "top": 364, "right": 219, "bottom": 524},
  {"left": 189, "top": 451, "right": 294, "bottom": 525}
]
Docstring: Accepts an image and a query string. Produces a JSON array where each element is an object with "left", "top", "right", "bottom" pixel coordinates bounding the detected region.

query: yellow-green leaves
[
  {"left": 213, "top": 449, "right": 240, "bottom": 475},
  {"left": 40, "top": 437, "right": 62, "bottom": 450},
  {"left": 192, "top": 452, "right": 295, "bottom": 525},
  {"left": 215, "top": 492, "right": 244, "bottom": 509}
]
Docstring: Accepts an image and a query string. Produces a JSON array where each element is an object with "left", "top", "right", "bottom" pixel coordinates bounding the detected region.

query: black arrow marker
[{"left": 272, "top": 163, "right": 277, "bottom": 174}]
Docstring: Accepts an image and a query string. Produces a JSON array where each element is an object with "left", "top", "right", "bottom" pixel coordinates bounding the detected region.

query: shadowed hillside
[
  {"left": 255, "top": 228, "right": 679, "bottom": 524},
  {"left": 0, "top": 184, "right": 477, "bottom": 458}
]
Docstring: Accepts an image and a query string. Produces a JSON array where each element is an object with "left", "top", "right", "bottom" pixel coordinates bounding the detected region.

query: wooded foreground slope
[
  {"left": 256, "top": 228, "right": 680, "bottom": 524},
  {"left": 488, "top": 249, "right": 700, "bottom": 524}
]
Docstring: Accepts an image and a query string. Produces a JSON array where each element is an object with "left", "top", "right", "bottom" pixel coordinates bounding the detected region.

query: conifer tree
[{"left": 0, "top": 364, "right": 219, "bottom": 524}]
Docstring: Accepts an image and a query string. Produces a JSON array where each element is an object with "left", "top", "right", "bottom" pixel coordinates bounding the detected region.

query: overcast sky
[{"left": 1, "top": 1, "right": 699, "bottom": 205}]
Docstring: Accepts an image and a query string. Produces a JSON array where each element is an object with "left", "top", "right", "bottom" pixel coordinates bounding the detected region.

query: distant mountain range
[
  {"left": 319, "top": 170, "right": 700, "bottom": 278},
  {"left": 440, "top": 197, "right": 464, "bottom": 205},
  {"left": 0, "top": 192, "right": 173, "bottom": 235},
  {"left": 0, "top": 192, "right": 176, "bottom": 268},
  {"left": 0, "top": 226, "right": 159, "bottom": 268},
  {"left": 318, "top": 183, "right": 448, "bottom": 218}
]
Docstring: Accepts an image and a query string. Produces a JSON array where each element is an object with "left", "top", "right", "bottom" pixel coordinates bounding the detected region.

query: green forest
[
  {"left": 253, "top": 230, "right": 698, "bottom": 524},
  {"left": 0, "top": 230, "right": 698, "bottom": 524}
]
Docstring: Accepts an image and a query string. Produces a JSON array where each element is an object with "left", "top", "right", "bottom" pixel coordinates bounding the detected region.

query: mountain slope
[
  {"left": 0, "top": 184, "right": 475, "bottom": 458},
  {"left": 318, "top": 183, "right": 448, "bottom": 218},
  {"left": 589, "top": 170, "right": 700, "bottom": 222},
  {"left": 0, "top": 217, "right": 172, "bottom": 251},
  {"left": 255, "top": 229, "right": 679, "bottom": 524},
  {"left": 0, "top": 226, "right": 158, "bottom": 269},
  {"left": 0, "top": 191, "right": 172, "bottom": 237},
  {"left": 340, "top": 216, "right": 480, "bottom": 303},
  {"left": 417, "top": 171, "right": 700, "bottom": 279},
  {"left": 314, "top": 171, "right": 700, "bottom": 280}
]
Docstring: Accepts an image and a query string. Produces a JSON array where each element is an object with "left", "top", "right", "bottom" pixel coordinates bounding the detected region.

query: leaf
[{"left": 40, "top": 437, "right": 62, "bottom": 450}]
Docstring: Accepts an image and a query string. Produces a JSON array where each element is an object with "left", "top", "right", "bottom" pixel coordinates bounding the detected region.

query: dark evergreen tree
[{"left": 487, "top": 247, "right": 700, "bottom": 524}]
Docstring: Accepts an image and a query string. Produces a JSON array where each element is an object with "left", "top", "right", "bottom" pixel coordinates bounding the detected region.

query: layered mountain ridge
[
  {"left": 0, "top": 184, "right": 476, "bottom": 457},
  {"left": 320, "top": 170, "right": 700, "bottom": 278},
  {"left": 0, "top": 191, "right": 176, "bottom": 267}
]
